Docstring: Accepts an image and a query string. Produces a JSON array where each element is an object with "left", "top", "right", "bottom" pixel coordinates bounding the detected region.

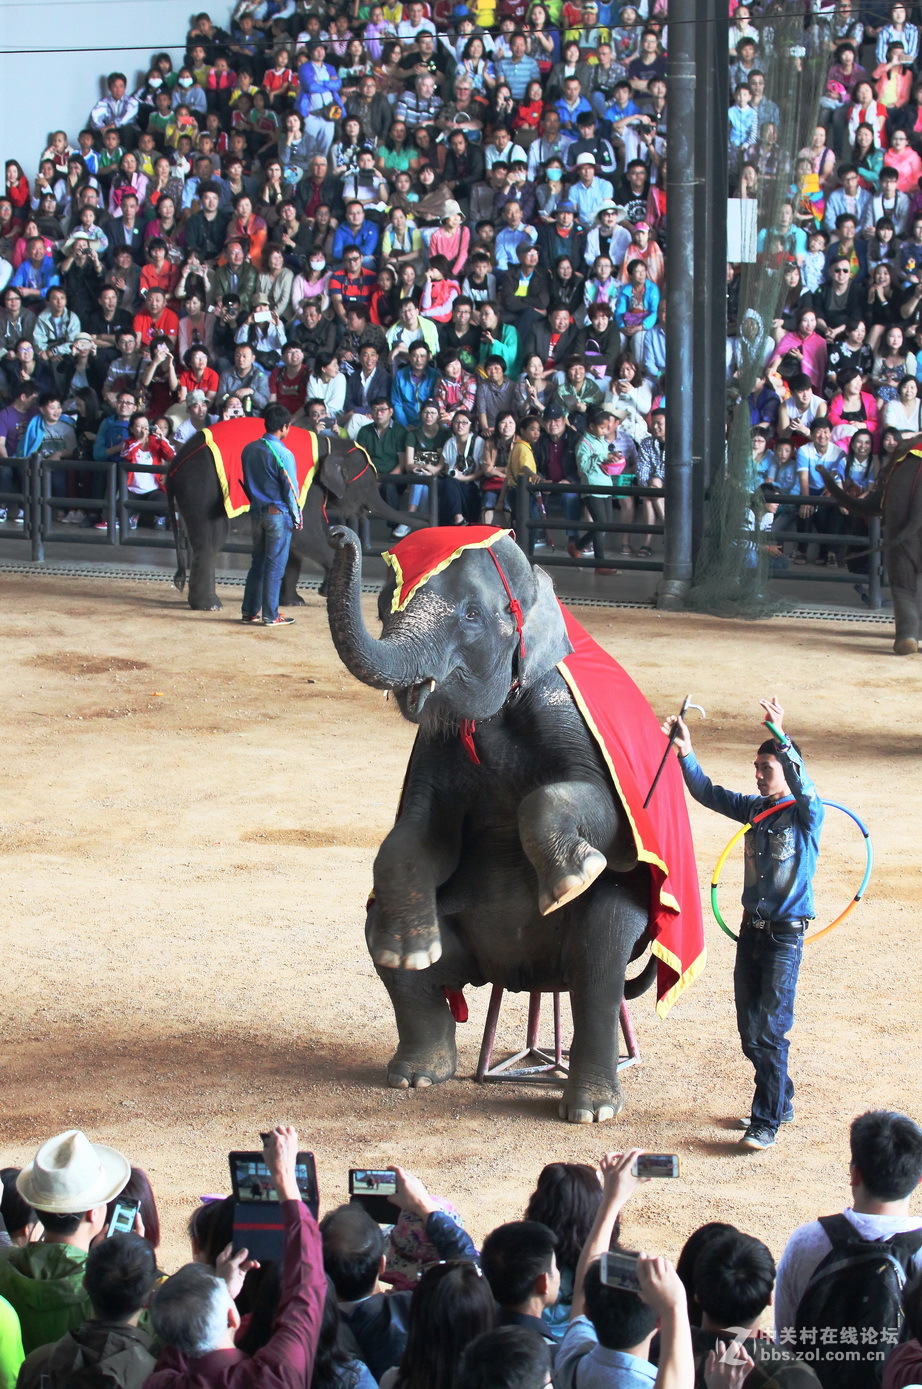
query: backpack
[{"left": 792, "top": 1214, "right": 922, "bottom": 1389}]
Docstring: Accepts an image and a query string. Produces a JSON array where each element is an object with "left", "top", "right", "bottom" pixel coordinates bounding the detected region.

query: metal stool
[{"left": 475, "top": 987, "right": 641, "bottom": 1084}]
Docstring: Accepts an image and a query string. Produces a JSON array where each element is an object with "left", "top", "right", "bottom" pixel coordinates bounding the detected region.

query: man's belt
[{"left": 743, "top": 913, "right": 809, "bottom": 933}]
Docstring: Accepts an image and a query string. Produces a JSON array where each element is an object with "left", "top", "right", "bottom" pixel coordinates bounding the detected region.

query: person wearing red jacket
[{"left": 148, "top": 1128, "right": 325, "bottom": 1389}]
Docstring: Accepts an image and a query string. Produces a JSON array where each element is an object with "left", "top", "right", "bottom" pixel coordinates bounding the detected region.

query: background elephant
[
  {"left": 166, "top": 427, "right": 424, "bottom": 611},
  {"left": 325, "top": 526, "right": 669, "bottom": 1125},
  {"left": 821, "top": 443, "right": 922, "bottom": 654}
]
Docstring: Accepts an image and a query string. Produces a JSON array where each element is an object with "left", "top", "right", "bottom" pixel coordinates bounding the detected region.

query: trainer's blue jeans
[
  {"left": 734, "top": 921, "right": 803, "bottom": 1131},
  {"left": 242, "top": 507, "right": 293, "bottom": 622}
]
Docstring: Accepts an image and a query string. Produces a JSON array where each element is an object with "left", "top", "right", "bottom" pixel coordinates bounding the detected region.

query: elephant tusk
[{"left": 429, "top": 679, "right": 436, "bottom": 693}]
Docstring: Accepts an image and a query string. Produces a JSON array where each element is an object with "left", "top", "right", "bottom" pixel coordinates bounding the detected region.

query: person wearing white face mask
[
  {"left": 171, "top": 69, "right": 207, "bottom": 118},
  {"left": 290, "top": 253, "right": 330, "bottom": 317}
]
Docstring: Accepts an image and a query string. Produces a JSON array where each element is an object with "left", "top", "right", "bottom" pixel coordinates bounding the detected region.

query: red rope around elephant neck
[{"left": 457, "top": 551, "right": 527, "bottom": 768}]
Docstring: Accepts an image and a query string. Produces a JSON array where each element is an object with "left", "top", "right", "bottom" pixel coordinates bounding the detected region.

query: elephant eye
[{"left": 463, "top": 607, "right": 480, "bottom": 621}]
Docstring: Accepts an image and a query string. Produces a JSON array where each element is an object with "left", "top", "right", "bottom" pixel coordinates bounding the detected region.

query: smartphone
[
  {"left": 632, "top": 1153, "right": 680, "bottom": 1179},
  {"left": 254, "top": 310, "right": 271, "bottom": 323},
  {"left": 349, "top": 1168, "right": 399, "bottom": 1224},
  {"left": 600, "top": 1249, "right": 642, "bottom": 1291},
  {"left": 107, "top": 1198, "right": 140, "bottom": 1236}
]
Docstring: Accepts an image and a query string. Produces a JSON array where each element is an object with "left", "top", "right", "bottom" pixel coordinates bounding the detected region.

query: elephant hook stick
[{"left": 643, "top": 695, "right": 706, "bottom": 809}]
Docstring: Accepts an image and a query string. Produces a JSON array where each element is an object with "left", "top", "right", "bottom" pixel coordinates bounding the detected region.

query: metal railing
[
  {"left": 0, "top": 454, "right": 441, "bottom": 564},
  {"left": 1, "top": 457, "right": 885, "bottom": 609}
]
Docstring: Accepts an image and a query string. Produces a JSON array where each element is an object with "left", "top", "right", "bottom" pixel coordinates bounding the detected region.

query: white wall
[{"left": 0, "top": 0, "right": 200, "bottom": 162}]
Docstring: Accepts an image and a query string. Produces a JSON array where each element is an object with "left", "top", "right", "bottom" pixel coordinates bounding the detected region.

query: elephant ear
[
  {"left": 518, "top": 566, "right": 572, "bottom": 687},
  {"left": 319, "top": 452, "right": 348, "bottom": 500}
]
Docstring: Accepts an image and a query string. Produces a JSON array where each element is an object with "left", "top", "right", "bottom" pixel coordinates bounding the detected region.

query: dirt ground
[{"left": 1, "top": 572, "right": 921, "bottom": 1279}]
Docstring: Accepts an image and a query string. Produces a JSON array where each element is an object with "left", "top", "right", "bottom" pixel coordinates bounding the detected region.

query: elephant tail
[
  {"left": 623, "top": 953, "right": 658, "bottom": 999},
  {"left": 165, "top": 465, "right": 187, "bottom": 593}
]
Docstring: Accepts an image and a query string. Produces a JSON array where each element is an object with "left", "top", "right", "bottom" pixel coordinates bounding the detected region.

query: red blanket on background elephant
[
  {"left": 200, "top": 418, "right": 321, "bottom": 518},
  {"left": 384, "top": 526, "right": 705, "bottom": 1017}
]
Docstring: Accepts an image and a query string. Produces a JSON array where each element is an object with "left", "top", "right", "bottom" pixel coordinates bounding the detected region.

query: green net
[{"left": 689, "top": 6, "right": 829, "bottom": 618}]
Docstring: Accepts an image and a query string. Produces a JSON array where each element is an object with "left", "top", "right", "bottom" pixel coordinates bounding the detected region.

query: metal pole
[
  {"left": 691, "top": 4, "right": 729, "bottom": 562},
  {"left": 29, "top": 454, "right": 44, "bottom": 563},
  {"left": 658, "top": 0, "right": 696, "bottom": 610},
  {"left": 868, "top": 515, "right": 882, "bottom": 611}
]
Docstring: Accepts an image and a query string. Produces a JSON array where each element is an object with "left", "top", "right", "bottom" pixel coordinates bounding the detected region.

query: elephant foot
[
  {"left": 386, "top": 1040, "right": 457, "bottom": 1090},
  {"left": 370, "top": 919, "right": 443, "bottom": 971},
  {"left": 539, "top": 844, "right": 607, "bottom": 916},
  {"left": 189, "top": 597, "right": 222, "bottom": 611},
  {"left": 559, "top": 1075, "right": 625, "bottom": 1125},
  {"left": 280, "top": 588, "right": 307, "bottom": 607},
  {"left": 894, "top": 636, "right": 919, "bottom": 655}
]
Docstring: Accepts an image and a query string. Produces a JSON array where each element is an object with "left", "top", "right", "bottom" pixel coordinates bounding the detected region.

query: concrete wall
[{"left": 1, "top": 0, "right": 196, "bottom": 164}]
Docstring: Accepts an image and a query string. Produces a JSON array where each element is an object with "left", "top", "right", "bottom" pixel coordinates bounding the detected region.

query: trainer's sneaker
[
  {"left": 392, "top": 524, "right": 411, "bottom": 538},
  {"left": 735, "top": 1111, "right": 794, "bottom": 1129},
  {"left": 739, "top": 1123, "right": 776, "bottom": 1151},
  {"left": 263, "top": 615, "right": 295, "bottom": 626},
  {"left": 240, "top": 615, "right": 262, "bottom": 624}
]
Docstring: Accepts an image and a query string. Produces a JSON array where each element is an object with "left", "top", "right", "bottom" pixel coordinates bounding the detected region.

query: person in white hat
[
  {"left": 0, "top": 1130, "right": 129, "bottom": 1354},
  {"left": 570, "top": 153, "right": 615, "bottom": 230}
]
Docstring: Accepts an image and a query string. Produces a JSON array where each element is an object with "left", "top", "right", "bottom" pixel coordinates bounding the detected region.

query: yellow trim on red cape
[
  {"left": 556, "top": 606, "right": 706, "bottom": 1017},
  {"left": 202, "top": 420, "right": 320, "bottom": 519},
  {"left": 383, "top": 526, "right": 509, "bottom": 613}
]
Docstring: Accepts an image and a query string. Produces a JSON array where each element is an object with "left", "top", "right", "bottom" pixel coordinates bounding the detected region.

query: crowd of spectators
[
  {"left": 3, "top": 0, "right": 922, "bottom": 569},
  {"left": 1, "top": 1112, "right": 921, "bottom": 1389},
  {"left": 729, "top": 2, "right": 922, "bottom": 571},
  {"left": 0, "top": 0, "right": 679, "bottom": 568}
]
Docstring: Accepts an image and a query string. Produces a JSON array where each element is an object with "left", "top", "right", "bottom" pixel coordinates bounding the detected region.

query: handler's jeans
[
  {"left": 242, "top": 506, "right": 293, "bottom": 622},
  {"left": 734, "top": 920, "right": 804, "bottom": 1131}
]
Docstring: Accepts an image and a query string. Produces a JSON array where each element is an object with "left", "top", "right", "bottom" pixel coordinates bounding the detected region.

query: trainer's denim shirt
[{"left": 679, "top": 740, "right": 824, "bottom": 922}]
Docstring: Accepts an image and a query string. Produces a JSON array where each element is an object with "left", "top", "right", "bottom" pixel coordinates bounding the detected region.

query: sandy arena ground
[{"left": 1, "top": 572, "right": 921, "bottom": 1278}]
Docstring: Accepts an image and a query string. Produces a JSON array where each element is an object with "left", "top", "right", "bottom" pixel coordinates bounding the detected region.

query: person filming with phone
[
  {"left": 147, "top": 1125, "right": 325, "bottom": 1389},
  {"left": 660, "top": 696, "right": 824, "bottom": 1154}
]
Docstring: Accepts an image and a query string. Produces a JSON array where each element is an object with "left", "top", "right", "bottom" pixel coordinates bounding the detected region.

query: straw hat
[{"left": 17, "top": 1130, "right": 130, "bottom": 1213}]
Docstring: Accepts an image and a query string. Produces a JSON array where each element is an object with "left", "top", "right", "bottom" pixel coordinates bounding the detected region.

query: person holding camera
[
  {"left": 148, "top": 1126, "right": 325, "bottom": 1388},
  {"left": 556, "top": 1150, "right": 694, "bottom": 1389},
  {"left": 661, "top": 697, "right": 824, "bottom": 1152}
]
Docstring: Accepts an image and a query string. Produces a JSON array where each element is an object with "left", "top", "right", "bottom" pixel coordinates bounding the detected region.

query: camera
[
  {"left": 229, "top": 1141, "right": 319, "bottom": 1260},
  {"left": 349, "top": 1168, "right": 399, "bottom": 1223},
  {"left": 599, "top": 1250, "right": 642, "bottom": 1291},
  {"left": 631, "top": 1153, "right": 680, "bottom": 1179},
  {"left": 107, "top": 1199, "right": 140, "bottom": 1237}
]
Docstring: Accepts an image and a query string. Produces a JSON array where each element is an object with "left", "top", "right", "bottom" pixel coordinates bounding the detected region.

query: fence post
[
  {"left": 111, "top": 464, "right": 121, "bottom": 544},
  {"left": 868, "top": 514, "right": 883, "bottom": 611},
  {"left": 29, "top": 454, "right": 44, "bottom": 563},
  {"left": 428, "top": 474, "right": 439, "bottom": 528},
  {"left": 514, "top": 480, "right": 529, "bottom": 557}
]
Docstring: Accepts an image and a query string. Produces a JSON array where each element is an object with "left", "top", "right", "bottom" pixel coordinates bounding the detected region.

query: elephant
[
  {"left": 325, "top": 525, "right": 672, "bottom": 1124},
  {"left": 820, "top": 442, "right": 922, "bottom": 655},
  {"left": 165, "top": 426, "right": 425, "bottom": 611}
]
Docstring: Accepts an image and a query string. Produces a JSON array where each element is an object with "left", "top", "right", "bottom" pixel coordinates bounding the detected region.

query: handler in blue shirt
[
  {"left": 240, "top": 404, "right": 302, "bottom": 626},
  {"left": 662, "top": 695, "right": 824, "bottom": 1153}
]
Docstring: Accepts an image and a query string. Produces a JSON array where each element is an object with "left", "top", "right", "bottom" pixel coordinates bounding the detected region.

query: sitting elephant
[
  {"left": 326, "top": 525, "right": 702, "bottom": 1123},
  {"left": 166, "top": 425, "right": 423, "bottom": 611},
  {"left": 820, "top": 442, "right": 922, "bottom": 654}
]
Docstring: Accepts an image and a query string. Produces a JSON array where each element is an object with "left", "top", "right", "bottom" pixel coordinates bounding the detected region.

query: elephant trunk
[{"left": 326, "top": 527, "right": 430, "bottom": 692}]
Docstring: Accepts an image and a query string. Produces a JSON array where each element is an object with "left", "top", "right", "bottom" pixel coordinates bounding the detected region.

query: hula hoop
[{"left": 710, "top": 798, "right": 873, "bottom": 944}]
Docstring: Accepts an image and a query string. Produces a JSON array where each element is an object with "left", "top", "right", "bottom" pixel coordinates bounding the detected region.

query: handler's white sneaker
[{"left": 393, "top": 524, "right": 411, "bottom": 538}]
